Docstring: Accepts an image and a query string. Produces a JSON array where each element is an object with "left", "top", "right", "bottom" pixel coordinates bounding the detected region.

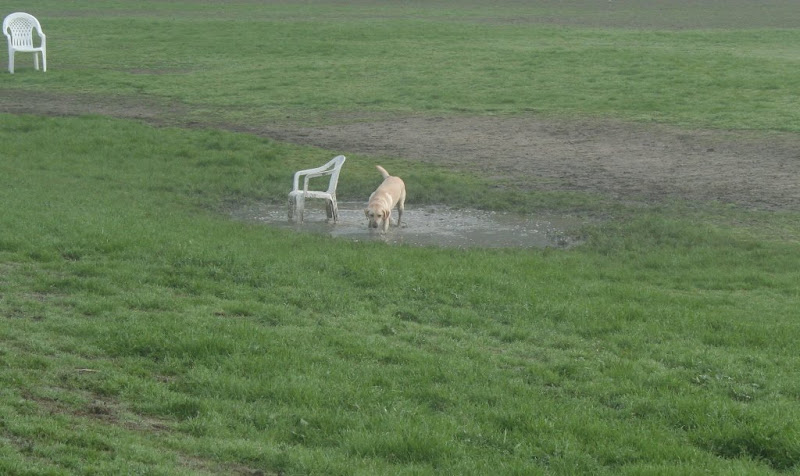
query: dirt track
[{"left": 3, "top": 91, "right": 799, "bottom": 211}]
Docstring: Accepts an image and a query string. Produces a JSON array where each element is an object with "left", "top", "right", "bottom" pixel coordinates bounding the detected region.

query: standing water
[{"left": 232, "top": 202, "right": 585, "bottom": 249}]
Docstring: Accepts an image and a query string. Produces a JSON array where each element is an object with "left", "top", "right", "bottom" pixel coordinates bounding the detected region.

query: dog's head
[{"left": 365, "top": 206, "right": 391, "bottom": 229}]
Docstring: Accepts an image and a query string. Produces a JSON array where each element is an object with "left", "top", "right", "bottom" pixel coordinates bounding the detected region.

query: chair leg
[
  {"left": 292, "top": 195, "right": 304, "bottom": 223},
  {"left": 327, "top": 199, "right": 339, "bottom": 223},
  {"left": 8, "top": 50, "right": 14, "bottom": 73},
  {"left": 34, "top": 52, "right": 39, "bottom": 71},
  {"left": 298, "top": 197, "right": 305, "bottom": 223},
  {"left": 41, "top": 51, "right": 46, "bottom": 72}
]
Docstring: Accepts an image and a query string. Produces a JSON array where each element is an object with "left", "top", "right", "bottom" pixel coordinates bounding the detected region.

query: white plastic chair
[
  {"left": 288, "top": 155, "right": 346, "bottom": 223},
  {"left": 4, "top": 12, "right": 46, "bottom": 74}
]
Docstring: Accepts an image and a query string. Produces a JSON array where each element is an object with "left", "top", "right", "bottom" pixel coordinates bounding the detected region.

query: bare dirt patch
[
  {"left": 258, "top": 116, "right": 800, "bottom": 211},
  {"left": 4, "top": 90, "right": 799, "bottom": 211}
]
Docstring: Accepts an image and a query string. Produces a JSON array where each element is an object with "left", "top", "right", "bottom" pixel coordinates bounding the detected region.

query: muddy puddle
[{"left": 234, "top": 202, "right": 586, "bottom": 249}]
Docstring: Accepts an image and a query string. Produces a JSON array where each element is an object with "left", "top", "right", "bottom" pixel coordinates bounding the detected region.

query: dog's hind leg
[{"left": 396, "top": 190, "right": 406, "bottom": 226}]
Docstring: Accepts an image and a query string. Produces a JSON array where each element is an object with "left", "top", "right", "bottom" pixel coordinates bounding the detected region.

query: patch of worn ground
[
  {"left": 261, "top": 116, "right": 800, "bottom": 211},
  {"left": 3, "top": 90, "right": 799, "bottom": 211}
]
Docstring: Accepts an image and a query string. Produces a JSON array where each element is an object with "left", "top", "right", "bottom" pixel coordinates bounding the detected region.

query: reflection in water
[{"left": 233, "top": 202, "right": 585, "bottom": 249}]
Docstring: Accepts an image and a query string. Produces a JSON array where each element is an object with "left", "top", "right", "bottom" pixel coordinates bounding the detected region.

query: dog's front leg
[{"left": 382, "top": 210, "right": 391, "bottom": 232}]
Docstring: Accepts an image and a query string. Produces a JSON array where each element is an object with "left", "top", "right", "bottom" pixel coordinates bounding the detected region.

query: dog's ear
[{"left": 364, "top": 208, "right": 370, "bottom": 218}]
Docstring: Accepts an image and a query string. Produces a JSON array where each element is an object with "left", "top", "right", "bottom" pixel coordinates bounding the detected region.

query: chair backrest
[
  {"left": 3, "top": 12, "right": 43, "bottom": 48},
  {"left": 323, "top": 155, "right": 346, "bottom": 194}
]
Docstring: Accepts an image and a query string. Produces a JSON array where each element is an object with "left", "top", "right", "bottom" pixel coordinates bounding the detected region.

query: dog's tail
[{"left": 376, "top": 165, "right": 390, "bottom": 179}]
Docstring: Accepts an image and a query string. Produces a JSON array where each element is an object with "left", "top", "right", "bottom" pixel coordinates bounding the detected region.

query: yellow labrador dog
[{"left": 365, "top": 165, "right": 406, "bottom": 232}]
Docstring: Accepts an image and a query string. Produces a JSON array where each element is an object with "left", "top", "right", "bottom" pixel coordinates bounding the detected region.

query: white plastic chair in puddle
[
  {"left": 288, "top": 155, "right": 346, "bottom": 223},
  {"left": 3, "top": 12, "right": 47, "bottom": 73}
]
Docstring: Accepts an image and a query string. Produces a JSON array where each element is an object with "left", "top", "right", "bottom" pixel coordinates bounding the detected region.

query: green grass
[
  {"left": 2, "top": 113, "right": 799, "bottom": 474},
  {"left": 2, "top": 1, "right": 800, "bottom": 474},
  {"left": 3, "top": 1, "right": 800, "bottom": 130}
]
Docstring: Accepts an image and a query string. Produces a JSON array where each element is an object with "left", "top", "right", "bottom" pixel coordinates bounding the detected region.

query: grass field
[{"left": 2, "top": 1, "right": 800, "bottom": 474}]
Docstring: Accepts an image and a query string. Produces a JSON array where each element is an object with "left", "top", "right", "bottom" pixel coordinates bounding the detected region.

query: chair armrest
[
  {"left": 291, "top": 156, "right": 343, "bottom": 192},
  {"left": 293, "top": 166, "right": 327, "bottom": 189},
  {"left": 293, "top": 169, "right": 329, "bottom": 191},
  {"left": 302, "top": 170, "right": 333, "bottom": 193}
]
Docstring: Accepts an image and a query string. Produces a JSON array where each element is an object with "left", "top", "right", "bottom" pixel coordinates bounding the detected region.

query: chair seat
[
  {"left": 10, "top": 45, "right": 42, "bottom": 53},
  {"left": 288, "top": 190, "right": 335, "bottom": 200}
]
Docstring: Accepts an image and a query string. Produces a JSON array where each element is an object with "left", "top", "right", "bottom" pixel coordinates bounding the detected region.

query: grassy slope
[
  {"left": 1, "top": 1, "right": 800, "bottom": 474},
  {"left": 2, "top": 114, "right": 798, "bottom": 474}
]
